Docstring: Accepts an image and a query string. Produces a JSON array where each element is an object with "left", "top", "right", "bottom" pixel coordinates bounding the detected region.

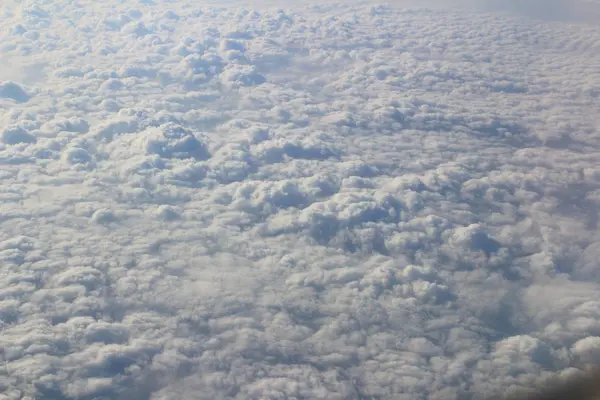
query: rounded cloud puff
[
  {"left": 1, "top": 126, "right": 36, "bottom": 145},
  {"left": 61, "top": 147, "right": 93, "bottom": 165},
  {"left": 0, "top": 81, "right": 31, "bottom": 103},
  {"left": 91, "top": 208, "right": 117, "bottom": 224}
]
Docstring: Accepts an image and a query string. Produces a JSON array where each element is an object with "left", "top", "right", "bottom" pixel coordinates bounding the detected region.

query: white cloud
[
  {"left": 1, "top": 0, "right": 600, "bottom": 398},
  {"left": 0, "top": 81, "right": 31, "bottom": 103}
]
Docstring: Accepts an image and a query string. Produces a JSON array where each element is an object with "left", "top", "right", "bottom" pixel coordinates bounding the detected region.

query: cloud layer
[{"left": 2, "top": 0, "right": 600, "bottom": 399}]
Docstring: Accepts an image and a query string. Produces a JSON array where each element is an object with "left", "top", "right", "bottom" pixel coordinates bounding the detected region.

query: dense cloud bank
[{"left": 2, "top": 0, "right": 600, "bottom": 399}]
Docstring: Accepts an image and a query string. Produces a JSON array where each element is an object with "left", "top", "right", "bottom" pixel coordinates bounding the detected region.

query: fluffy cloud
[{"left": 1, "top": 0, "right": 600, "bottom": 399}]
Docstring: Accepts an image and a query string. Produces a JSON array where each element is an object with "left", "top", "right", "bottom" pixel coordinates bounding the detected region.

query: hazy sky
[
  {"left": 385, "top": 0, "right": 600, "bottom": 22},
  {"left": 463, "top": 0, "right": 600, "bottom": 22},
  {"left": 2, "top": 0, "right": 600, "bottom": 399}
]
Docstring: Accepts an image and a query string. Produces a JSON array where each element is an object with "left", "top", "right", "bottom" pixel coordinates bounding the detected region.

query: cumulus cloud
[
  {"left": 1, "top": 0, "right": 600, "bottom": 399},
  {"left": 0, "top": 81, "right": 31, "bottom": 103}
]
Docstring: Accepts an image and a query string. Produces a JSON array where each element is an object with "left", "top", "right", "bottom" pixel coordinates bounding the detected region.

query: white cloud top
[{"left": 1, "top": 0, "right": 600, "bottom": 398}]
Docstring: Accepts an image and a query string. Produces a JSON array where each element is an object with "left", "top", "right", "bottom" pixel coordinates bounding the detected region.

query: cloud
[
  {"left": 1, "top": 0, "right": 600, "bottom": 399},
  {"left": 469, "top": 0, "right": 600, "bottom": 23},
  {"left": 0, "top": 81, "right": 31, "bottom": 103},
  {"left": 411, "top": 0, "right": 600, "bottom": 23}
]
